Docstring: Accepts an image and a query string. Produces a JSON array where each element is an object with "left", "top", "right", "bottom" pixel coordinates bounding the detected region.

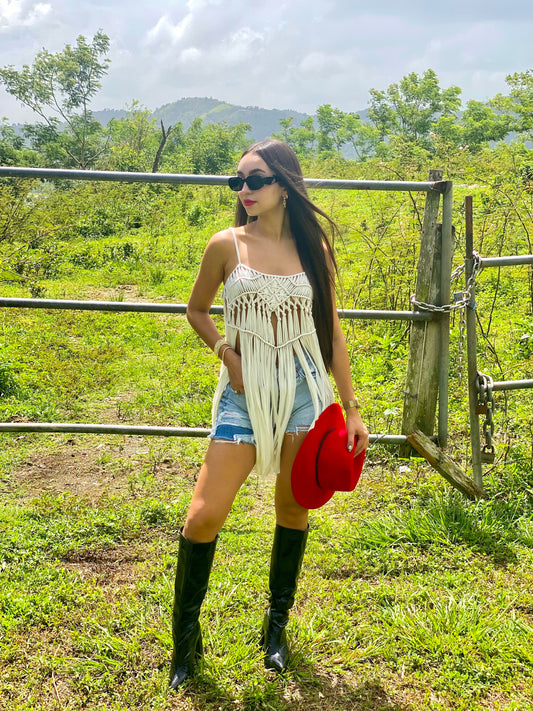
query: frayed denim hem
[{"left": 209, "top": 423, "right": 256, "bottom": 446}]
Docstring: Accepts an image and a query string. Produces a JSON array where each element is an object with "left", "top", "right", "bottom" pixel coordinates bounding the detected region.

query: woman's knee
[
  {"left": 274, "top": 500, "right": 308, "bottom": 529},
  {"left": 183, "top": 503, "right": 224, "bottom": 542}
]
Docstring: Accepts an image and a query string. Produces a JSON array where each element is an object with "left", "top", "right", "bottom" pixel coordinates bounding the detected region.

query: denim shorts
[{"left": 210, "top": 356, "right": 318, "bottom": 445}]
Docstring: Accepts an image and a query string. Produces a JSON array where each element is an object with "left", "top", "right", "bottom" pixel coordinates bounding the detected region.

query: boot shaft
[
  {"left": 173, "top": 531, "right": 218, "bottom": 620},
  {"left": 169, "top": 530, "right": 218, "bottom": 689},
  {"left": 268, "top": 524, "right": 308, "bottom": 611}
]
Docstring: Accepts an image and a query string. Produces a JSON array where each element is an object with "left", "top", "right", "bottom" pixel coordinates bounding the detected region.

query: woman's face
[{"left": 236, "top": 152, "right": 287, "bottom": 217}]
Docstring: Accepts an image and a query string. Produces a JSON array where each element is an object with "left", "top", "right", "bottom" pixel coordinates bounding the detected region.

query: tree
[
  {"left": 278, "top": 106, "right": 379, "bottom": 161},
  {"left": 275, "top": 116, "right": 316, "bottom": 158},
  {"left": 430, "top": 100, "right": 511, "bottom": 154},
  {"left": 0, "top": 121, "right": 24, "bottom": 165},
  {"left": 0, "top": 31, "right": 110, "bottom": 168},
  {"left": 105, "top": 103, "right": 162, "bottom": 172},
  {"left": 0, "top": 120, "right": 39, "bottom": 167},
  {"left": 178, "top": 119, "right": 250, "bottom": 175},
  {"left": 368, "top": 69, "right": 462, "bottom": 150},
  {"left": 316, "top": 104, "right": 345, "bottom": 153},
  {"left": 491, "top": 70, "right": 533, "bottom": 140},
  {"left": 460, "top": 100, "right": 511, "bottom": 151},
  {"left": 336, "top": 112, "right": 380, "bottom": 161}
]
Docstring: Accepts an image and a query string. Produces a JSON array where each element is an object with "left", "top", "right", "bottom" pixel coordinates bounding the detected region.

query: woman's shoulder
[
  {"left": 199, "top": 228, "right": 239, "bottom": 272},
  {"left": 205, "top": 227, "right": 236, "bottom": 253}
]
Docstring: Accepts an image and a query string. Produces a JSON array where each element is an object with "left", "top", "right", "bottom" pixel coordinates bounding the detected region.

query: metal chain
[
  {"left": 411, "top": 252, "right": 482, "bottom": 380},
  {"left": 476, "top": 371, "right": 495, "bottom": 461},
  {"left": 411, "top": 253, "right": 498, "bottom": 462},
  {"left": 410, "top": 251, "right": 483, "bottom": 313}
]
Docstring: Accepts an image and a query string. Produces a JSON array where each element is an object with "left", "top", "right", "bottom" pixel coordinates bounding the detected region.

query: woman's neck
[{"left": 249, "top": 210, "right": 290, "bottom": 243}]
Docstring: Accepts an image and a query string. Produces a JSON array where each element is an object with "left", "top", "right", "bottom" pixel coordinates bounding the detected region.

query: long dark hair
[{"left": 234, "top": 138, "right": 338, "bottom": 370}]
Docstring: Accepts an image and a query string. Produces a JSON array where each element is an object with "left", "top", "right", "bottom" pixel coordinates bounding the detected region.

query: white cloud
[
  {"left": 180, "top": 46, "right": 201, "bottom": 64},
  {"left": 0, "top": 0, "right": 51, "bottom": 28},
  {"left": 145, "top": 13, "right": 191, "bottom": 46},
  {"left": 1, "top": 0, "right": 532, "bottom": 123},
  {"left": 219, "top": 27, "right": 264, "bottom": 64}
]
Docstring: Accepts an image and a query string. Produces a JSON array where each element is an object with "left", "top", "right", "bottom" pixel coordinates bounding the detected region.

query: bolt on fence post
[{"left": 465, "top": 196, "right": 483, "bottom": 487}]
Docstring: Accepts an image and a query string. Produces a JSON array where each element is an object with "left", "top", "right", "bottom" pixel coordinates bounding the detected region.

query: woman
[{"left": 169, "top": 138, "right": 368, "bottom": 689}]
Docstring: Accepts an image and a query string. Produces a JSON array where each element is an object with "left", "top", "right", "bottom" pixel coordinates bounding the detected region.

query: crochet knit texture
[{"left": 211, "top": 229, "right": 334, "bottom": 477}]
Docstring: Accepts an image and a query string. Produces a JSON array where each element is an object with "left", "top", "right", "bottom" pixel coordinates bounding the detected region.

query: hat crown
[
  {"left": 316, "top": 426, "right": 358, "bottom": 491},
  {"left": 291, "top": 403, "right": 365, "bottom": 509}
]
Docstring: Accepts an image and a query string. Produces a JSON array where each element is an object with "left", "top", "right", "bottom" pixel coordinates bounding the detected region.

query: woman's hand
[
  {"left": 346, "top": 408, "right": 369, "bottom": 456},
  {"left": 224, "top": 348, "right": 245, "bottom": 393}
]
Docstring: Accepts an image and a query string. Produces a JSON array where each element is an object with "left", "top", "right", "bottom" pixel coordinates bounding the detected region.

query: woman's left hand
[{"left": 345, "top": 408, "right": 369, "bottom": 456}]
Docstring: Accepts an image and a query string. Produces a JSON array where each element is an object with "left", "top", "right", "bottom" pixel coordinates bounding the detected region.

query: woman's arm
[
  {"left": 330, "top": 313, "right": 369, "bottom": 456},
  {"left": 327, "top": 258, "right": 369, "bottom": 456},
  {"left": 186, "top": 231, "right": 244, "bottom": 391}
]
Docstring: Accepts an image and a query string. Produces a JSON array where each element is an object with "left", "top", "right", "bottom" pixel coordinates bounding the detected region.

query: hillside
[
  {"left": 150, "top": 97, "right": 311, "bottom": 140},
  {"left": 90, "top": 97, "right": 310, "bottom": 140},
  {"left": 16, "top": 98, "right": 367, "bottom": 147}
]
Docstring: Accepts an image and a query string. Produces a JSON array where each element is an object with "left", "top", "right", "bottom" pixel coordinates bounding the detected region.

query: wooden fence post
[{"left": 400, "top": 170, "right": 443, "bottom": 454}]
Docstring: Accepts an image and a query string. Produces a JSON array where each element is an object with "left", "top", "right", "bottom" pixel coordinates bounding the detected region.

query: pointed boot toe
[
  {"left": 169, "top": 665, "right": 190, "bottom": 690},
  {"left": 262, "top": 609, "right": 289, "bottom": 672}
]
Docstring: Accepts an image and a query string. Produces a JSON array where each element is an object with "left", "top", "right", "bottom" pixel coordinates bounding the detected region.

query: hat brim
[{"left": 291, "top": 403, "right": 365, "bottom": 509}]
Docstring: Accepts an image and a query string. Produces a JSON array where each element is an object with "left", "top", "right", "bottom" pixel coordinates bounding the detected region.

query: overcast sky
[{"left": 1, "top": 0, "right": 532, "bottom": 124}]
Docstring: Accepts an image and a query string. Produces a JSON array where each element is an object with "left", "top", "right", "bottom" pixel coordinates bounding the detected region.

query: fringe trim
[{"left": 212, "top": 267, "right": 334, "bottom": 478}]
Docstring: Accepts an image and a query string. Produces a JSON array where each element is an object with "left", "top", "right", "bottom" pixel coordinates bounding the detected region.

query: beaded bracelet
[
  {"left": 213, "top": 338, "right": 228, "bottom": 358},
  {"left": 220, "top": 345, "right": 232, "bottom": 366}
]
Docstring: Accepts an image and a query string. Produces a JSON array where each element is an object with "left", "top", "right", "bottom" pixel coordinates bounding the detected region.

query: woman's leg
[
  {"left": 184, "top": 439, "right": 256, "bottom": 541},
  {"left": 274, "top": 431, "right": 309, "bottom": 530},
  {"left": 170, "top": 439, "right": 256, "bottom": 689},
  {"left": 262, "top": 432, "right": 310, "bottom": 672}
]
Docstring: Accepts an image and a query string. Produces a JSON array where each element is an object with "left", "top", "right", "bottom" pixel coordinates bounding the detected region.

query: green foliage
[
  {"left": 492, "top": 69, "right": 533, "bottom": 140},
  {"left": 0, "top": 362, "right": 19, "bottom": 398},
  {"left": 368, "top": 69, "right": 462, "bottom": 149},
  {"left": 171, "top": 118, "right": 250, "bottom": 174},
  {"left": 460, "top": 100, "right": 511, "bottom": 150},
  {"left": 0, "top": 121, "right": 39, "bottom": 166},
  {"left": 0, "top": 30, "right": 110, "bottom": 168},
  {"left": 104, "top": 102, "right": 164, "bottom": 172}
]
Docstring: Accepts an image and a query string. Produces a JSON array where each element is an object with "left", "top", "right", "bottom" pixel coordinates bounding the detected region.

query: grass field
[
  {"left": 1, "top": 177, "right": 532, "bottom": 709},
  {"left": 1, "top": 433, "right": 532, "bottom": 710}
]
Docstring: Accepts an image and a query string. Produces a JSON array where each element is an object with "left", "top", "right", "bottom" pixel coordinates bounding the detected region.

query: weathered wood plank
[
  {"left": 401, "top": 170, "right": 444, "bottom": 453},
  {"left": 407, "top": 429, "right": 489, "bottom": 500}
]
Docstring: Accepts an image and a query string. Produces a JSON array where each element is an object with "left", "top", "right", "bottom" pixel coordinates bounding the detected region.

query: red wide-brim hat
[{"left": 291, "top": 403, "right": 366, "bottom": 509}]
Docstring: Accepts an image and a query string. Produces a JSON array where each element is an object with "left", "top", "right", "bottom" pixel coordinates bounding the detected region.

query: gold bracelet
[
  {"left": 343, "top": 398, "right": 360, "bottom": 411},
  {"left": 213, "top": 338, "right": 227, "bottom": 358},
  {"left": 221, "top": 345, "right": 232, "bottom": 366}
]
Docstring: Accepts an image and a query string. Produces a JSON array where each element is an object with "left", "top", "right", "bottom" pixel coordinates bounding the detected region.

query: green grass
[
  {"left": 0, "top": 166, "right": 532, "bottom": 709},
  {"left": 0, "top": 443, "right": 532, "bottom": 710}
]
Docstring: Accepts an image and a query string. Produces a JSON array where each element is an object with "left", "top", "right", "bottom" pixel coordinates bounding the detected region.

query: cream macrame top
[{"left": 211, "top": 228, "right": 334, "bottom": 477}]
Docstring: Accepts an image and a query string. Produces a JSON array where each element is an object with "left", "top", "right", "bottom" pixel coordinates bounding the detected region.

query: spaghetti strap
[{"left": 230, "top": 227, "right": 242, "bottom": 265}]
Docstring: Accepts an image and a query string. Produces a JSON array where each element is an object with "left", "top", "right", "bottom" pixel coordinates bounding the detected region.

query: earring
[{"left": 283, "top": 196, "right": 287, "bottom": 209}]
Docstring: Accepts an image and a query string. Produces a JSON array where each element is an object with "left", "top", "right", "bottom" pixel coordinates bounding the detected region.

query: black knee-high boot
[
  {"left": 169, "top": 529, "right": 217, "bottom": 690},
  {"left": 262, "top": 524, "right": 308, "bottom": 672}
]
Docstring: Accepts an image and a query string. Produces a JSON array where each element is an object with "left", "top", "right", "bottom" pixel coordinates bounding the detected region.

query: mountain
[
  {"left": 16, "top": 99, "right": 369, "bottom": 145},
  {"left": 150, "top": 97, "right": 311, "bottom": 140},
  {"left": 92, "top": 98, "right": 310, "bottom": 140},
  {"left": 92, "top": 108, "right": 128, "bottom": 125}
]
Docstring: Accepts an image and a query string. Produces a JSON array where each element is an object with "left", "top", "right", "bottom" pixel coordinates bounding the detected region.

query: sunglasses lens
[
  {"left": 228, "top": 177, "right": 243, "bottom": 191},
  {"left": 246, "top": 176, "right": 264, "bottom": 190},
  {"left": 228, "top": 175, "right": 276, "bottom": 191}
]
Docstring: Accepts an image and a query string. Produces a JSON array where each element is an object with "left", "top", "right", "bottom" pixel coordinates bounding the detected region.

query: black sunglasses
[{"left": 228, "top": 175, "right": 278, "bottom": 191}]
